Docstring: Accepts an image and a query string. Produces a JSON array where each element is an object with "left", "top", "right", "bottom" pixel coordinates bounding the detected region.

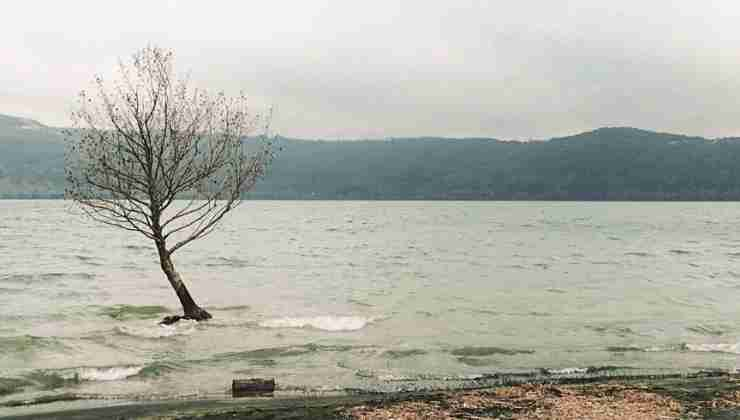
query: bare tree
[{"left": 65, "top": 46, "right": 273, "bottom": 322}]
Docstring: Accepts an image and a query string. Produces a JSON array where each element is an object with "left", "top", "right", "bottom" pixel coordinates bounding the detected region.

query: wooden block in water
[{"left": 232, "top": 378, "right": 276, "bottom": 397}]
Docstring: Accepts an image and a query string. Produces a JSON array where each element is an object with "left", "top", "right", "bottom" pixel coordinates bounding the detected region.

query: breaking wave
[
  {"left": 75, "top": 365, "right": 144, "bottom": 381},
  {"left": 682, "top": 343, "right": 740, "bottom": 354},
  {"left": 258, "top": 316, "right": 377, "bottom": 331},
  {"left": 606, "top": 343, "right": 740, "bottom": 354},
  {"left": 114, "top": 319, "right": 198, "bottom": 338}
]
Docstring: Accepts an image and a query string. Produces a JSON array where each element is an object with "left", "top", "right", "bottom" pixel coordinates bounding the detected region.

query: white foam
[
  {"left": 545, "top": 367, "right": 589, "bottom": 375},
  {"left": 684, "top": 343, "right": 740, "bottom": 354},
  {"left": 116, "top": 319, "right": 198, "bottom": 338},
  {"left": 76, "top": 365, "right": 144, "bottom": 381},
  {"left": 259, "top": 316, "right": 375, "bottom": 332}
]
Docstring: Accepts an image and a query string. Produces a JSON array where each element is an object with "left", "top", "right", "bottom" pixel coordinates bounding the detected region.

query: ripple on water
[
  {"left": 686, "top": 324, "right": 730, "bottom": 337},
  {"left": 0, "top": 377, "right": 32, "bottom": 396},
  {"left": 0, "top": 335, "right": 68, "bottom": 356},
  {"left": 205, "top": 257, "right": 252, "bottom": 268},
  {"left": 113, "top": 320, "right": 198, "bottom": 339},
  {"left": 624, "top": 252, "right": 653, "bottom": 257},
  {"left": 258, "top": 315, "right": 379, "bottom": 332},
  {"left": 22, "top": 365, "right": 145, "bottom": 390},
  {"left": 450, "top": 346, "right": 534, "bottom": 357},
  {"left": 72, "top": 255, "right": 103, "bottom": 266},
  {"left": 457, "top": 357, "right": 498, "bottom": 367},
  {"left": 1, "top": 272, "right": 95, "bottom": 284},
  {"left": 605, "top": 345, "right": 673, "bottom": 353},
  {"left": 211, "top": 304, "right": 251, "bottom": 311},
  {"left": 682, "top": 343, "right": 740, "bottom": 354},
  {"left": 208, "top": 343, "right": 360, "bottom": 364},
  {"left": 585, "top": 325, "right": 638, "bottom": 337},
  {"left": 382, "top": 349, "right": 427, "bottom": 359},
  {"left": 97, "top": 304, "right": 170, "bottom": 321}
]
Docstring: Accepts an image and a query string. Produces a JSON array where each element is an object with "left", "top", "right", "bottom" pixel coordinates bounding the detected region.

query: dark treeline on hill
[{"left": 2, "top": 113, "right": 740, "bottom": 200}]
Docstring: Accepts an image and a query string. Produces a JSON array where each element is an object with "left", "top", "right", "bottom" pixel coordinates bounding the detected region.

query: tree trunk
[{"left": 156, "top": 243, "right": 212, "bottom": 321}]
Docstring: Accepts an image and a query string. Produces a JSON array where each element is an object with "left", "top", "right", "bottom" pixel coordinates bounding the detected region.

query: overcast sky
[{"left": 2, "top": 1, "right": 740, "bottom": 139}]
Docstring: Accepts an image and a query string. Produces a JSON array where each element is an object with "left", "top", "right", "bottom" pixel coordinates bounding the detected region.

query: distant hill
[
  {"left": 0, "top": 114, "right": 65, "bottom": 197},
  {"left": 2, "top": 113, "right": 740, "bottom": 200}
]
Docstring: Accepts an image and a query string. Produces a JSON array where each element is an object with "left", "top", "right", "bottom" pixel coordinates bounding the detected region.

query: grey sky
[{"left": 2, "top": 1, "right": 740, "bottom": 139}]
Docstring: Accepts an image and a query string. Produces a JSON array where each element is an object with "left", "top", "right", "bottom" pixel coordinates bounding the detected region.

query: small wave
[
  {"left": 205, "top": 257, "right": 251, "bottom": 268},
  {"left": 503, "top": 264, "right": 527, "bottom": 269},
  {"left": 472, "top": 309, "right": 499, "bottom": 316},
  {"left": 545, "top": 288, "right": 567, "bottom": 294},
  {"left": 212, "top": 304, "right": 251, "bottom": 312},
  {"left": 259, "top": 316, "right": 377, "bottom": 332},
  {"left": 586, "top": 325, "right": 637, "bottom": 337},
  {"left": 214, "top": 345, "right": 314, "bottom": 362},
  {"left": 686, "top": 324, "right": 729, "bottom": 337},
  {"left": 74, "top": 255, "right": 103, "bottom": 266},
  {"left": 76, "top": 365, "right": 144, "bottom": 381},
  {"left": 347, "top": 298, "right": 373, "bottom": 307},
  {"left": 0, "top": 335, "right": 66, "bottom": 354},
  {"left": 383, "top": 349, "right": 427, "bottom": 359},
  {"left": 24, "top": 371, "right": 78, "bottom": 390},
  {"left": 0, "top": 377, "right": 31, "bottom": 396},
  {"left": 540, "top": 366, "right": 626, "bottom": 375},
  {"left": 123, "top": 245, "right": 149, "bottom": 252},
  {"left": 606, "top": 345, "right": 672, "bottom": 353},
  {"left": 211, "top": 343, "right": 358, "bottom": 363},
  {"left": 450, "top": 346, "right": 534, "bottom": 357},
  {"left": 590, "top": 260, "right": 621, "bottom": 266},
  {"left": 624, "top": 252, "right": 653, "bottom": 257},
  {"left": 0, "top": 274, "right": 32, "bottom": 283},
  {"left": 99, "top": 304, "right": 169, "bottom": 321},
  {"left": 1, "top": 272, "right": 95, "bottom": 284},
  {"left": 683, "top": 343, "right": 740, "bottom": 354},
  {"left": 542, "top": 367, "right": 588, "bottom": 375},
  {"left": 0, "top": 287, "right": 23, "bottom": 295},
  {"left": 25, "top": 365, "right": 144, "bottom": 389},
  {"left": 115, "top": 320, "right": 197, "bottom": 338},
  {"left": 131, "top": 362, "right": 182, "bottom": 378},
  {"left": 669, "top": 249, "right": 693, "bottom": 255},
  {"left": 457, "top": 357, "right": 497, "bottom": 367}
]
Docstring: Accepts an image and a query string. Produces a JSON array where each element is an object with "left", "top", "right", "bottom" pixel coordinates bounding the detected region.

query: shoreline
[{"left": 6, "top": 371, "right": 740, "bottom": 419}]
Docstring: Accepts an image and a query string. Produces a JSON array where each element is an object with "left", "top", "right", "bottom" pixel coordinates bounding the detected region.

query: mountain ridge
[{"left": 1, "top": 113, "right": 740, "bottom": 200}]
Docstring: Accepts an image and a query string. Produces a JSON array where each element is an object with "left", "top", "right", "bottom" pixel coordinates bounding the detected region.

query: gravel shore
[{"left": 8, "top": 372, "right": 740, "bottom": 419}]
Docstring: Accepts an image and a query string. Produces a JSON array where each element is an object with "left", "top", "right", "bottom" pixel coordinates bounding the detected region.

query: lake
[{"left": 3, "top": 200, "right": 740, "bottom": 412}]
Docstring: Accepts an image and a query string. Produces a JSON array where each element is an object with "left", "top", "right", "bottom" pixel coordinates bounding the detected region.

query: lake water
[{"left": 3, "top": 200, "right": 740, "bottom": 413}]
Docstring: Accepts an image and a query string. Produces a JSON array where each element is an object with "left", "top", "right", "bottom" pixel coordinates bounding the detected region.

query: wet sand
[{"left": 7, "top": 371, "right": 740, "bottom": 419}]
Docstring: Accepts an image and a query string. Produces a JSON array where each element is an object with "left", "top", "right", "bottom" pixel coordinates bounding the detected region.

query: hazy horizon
[{"left": 3, "top": 1, "right": 740, "bottom": 140}]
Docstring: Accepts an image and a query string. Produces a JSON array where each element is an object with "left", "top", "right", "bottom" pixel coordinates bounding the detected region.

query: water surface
[{"left": 2, "top": 200, "right": 740, "bottom": 412}]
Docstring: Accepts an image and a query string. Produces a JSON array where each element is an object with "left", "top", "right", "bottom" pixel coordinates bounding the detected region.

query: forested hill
[
  {"left": 2, "top": 113, "right": 740, "bottom": 200},
  {"left": 0, "top": 114, "right": 65, "bottom": 197}
]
